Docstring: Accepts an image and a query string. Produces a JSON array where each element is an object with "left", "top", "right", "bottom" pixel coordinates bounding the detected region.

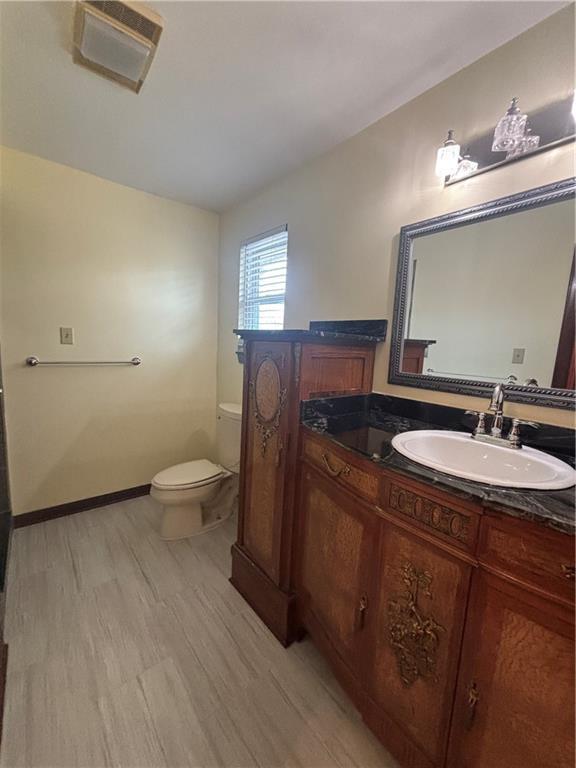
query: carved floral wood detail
[
  {"left": 249, "top": 355, "right": 287, "bottom": 457},
  {"left": 387, "top": 563, "right": 445, "bottom": 688}
]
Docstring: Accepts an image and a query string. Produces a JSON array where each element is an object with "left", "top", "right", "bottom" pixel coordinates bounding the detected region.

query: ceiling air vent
[{"left": 73, "top": 1, "right": 163, "bottom": 93}]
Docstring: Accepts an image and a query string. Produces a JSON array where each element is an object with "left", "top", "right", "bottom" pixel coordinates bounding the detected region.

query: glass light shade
[
  {"left": 435, "top": 137, "right": 460, "bottom": 178},
  {"left": 451, "top": 156, "right": 479, "bottom": 180},
  {"left": 505, "top": 132, "right": 540, "bottom": 159},
  {"left": 80, "top": 10, "right": 151, "bottom": 82},
  {"left": 492, "top": 98, "right": 527, "bottom": 152}
]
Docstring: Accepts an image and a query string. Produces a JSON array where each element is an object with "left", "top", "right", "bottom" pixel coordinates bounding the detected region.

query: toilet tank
[{"left": 217, "top": 402, "right": 242, "bottom": 472}]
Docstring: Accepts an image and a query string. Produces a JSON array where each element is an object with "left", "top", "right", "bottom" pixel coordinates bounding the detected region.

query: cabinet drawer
[
  {"left": 302, "top": 435, "right": 379, "bottom": 504},
  {"left": 479, "top": 513, "right": 575, "bottom": 603},
  {"left": 381, "top": 475, "right": 480, "bottom": 554}
]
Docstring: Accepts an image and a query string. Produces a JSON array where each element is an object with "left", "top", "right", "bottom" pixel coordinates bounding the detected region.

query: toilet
[{"left": 150, "top": 402, "right": 242, "bottom": 540}]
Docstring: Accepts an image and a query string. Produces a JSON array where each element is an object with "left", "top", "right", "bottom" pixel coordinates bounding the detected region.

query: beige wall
[
  {"left": 1, "top": 147, "right": 220, "bottom": 515},
  {"left": 217, "top": 6, "right": 576, "bottom": 428}
]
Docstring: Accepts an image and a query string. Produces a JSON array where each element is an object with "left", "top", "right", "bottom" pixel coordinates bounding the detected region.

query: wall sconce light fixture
[
  {"left": 435, "top": 130, "right": 460, "bottom": 179},
  {"left": 436, "top": 93, "right": 575, "bottom": 186}
]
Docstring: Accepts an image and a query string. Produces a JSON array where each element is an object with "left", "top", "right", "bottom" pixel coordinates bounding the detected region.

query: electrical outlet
[
  {"left": 60, "top": 327, "right": 74, "bottom": 345},
  {"left": 511, "top": 347, "right": 525, "bottom": 364}
]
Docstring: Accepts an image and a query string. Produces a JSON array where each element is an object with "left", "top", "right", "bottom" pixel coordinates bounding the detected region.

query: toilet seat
[{"left": 152, "top": 459, "right": 225, "bottom": 491}]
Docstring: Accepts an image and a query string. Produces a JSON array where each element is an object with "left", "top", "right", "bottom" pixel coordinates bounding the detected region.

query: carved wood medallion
[
  {"left": 389, "top": 484, "right": 470, "bottom": 543},
  {"left": 387, "top": 563, "right": 445, "bottom": 688},
  {"left": 250, "top": 355, "right": 287, "bottom": 457}
]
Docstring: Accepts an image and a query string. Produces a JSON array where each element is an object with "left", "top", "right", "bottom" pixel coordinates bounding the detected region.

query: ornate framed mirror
[{"left": 389, "top": 177, "right": 576, "bottom": 409}]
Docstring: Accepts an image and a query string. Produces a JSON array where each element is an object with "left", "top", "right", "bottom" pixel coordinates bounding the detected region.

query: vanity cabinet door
[
  {"left": 241, "top": 341, "right": 293, "bottom": 584},
  {"left": 366, "top": 521, "right": 472, "bottom": 767},
  {"left": 298, "top": 343, "right": 374, "bottom": 399},
  {"left": 447, "top": 569, "right": 575, "bottom": 768},
  {"left": 297, "top": 464, "right": 377, "bottom": 674}
]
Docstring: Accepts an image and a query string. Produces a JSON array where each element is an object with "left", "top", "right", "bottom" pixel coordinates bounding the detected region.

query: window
[{"left": 238, "top": 225, "right": 288, "bottom": 330}]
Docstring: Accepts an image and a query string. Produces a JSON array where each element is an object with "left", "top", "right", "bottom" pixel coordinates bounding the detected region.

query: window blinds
[{"left": 238, "top": 225, "right": 288, "bottom": 330}]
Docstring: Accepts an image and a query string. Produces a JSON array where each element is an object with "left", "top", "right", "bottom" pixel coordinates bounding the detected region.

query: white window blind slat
[{"left": 238, "top": 226, "right": 288, "bottom": 330}]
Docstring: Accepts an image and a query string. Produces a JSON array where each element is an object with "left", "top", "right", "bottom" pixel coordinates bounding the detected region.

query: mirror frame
[{"left": 389, "top": 177, "right": 576, "bottom": 410}]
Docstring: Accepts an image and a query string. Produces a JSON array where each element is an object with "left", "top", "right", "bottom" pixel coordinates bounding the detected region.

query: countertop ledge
[
  {"left": 301, "top": 396, "right": 575, "bottom": 535},
  {"left": 233, "top": 328, "right": 382, "bottom": 344}
]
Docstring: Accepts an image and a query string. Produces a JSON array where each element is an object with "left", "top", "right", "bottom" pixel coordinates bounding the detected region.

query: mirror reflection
[{"left": 402, "top": 199, "right": 575, "bottom": 390}]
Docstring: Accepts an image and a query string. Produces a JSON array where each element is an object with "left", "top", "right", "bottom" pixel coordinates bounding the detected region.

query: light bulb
[{"left": 435, "top": 130, "right": 460, "bottom": 179}]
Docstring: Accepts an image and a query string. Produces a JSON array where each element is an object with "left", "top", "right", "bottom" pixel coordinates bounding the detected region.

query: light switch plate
[
  {"left": 60, "top": 327, "right": 74, "bottom": 345},
  {"left": 512, "top": 347, "right": 525, "bottom": 364}
]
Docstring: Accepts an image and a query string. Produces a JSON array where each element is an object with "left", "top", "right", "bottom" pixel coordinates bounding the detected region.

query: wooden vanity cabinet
[
  {"left": 401, "top": 339, "right": 436, "bottom": 374},
  {"left": 447, "top": 512, "right": 575, "bottom": 768},
  {"left": 231, "top": 332, "right": 376, "bottom": 645},
  {"left": 239, "top": 341, "right": 293, "bottom": 584},
  {"left": 298, "top": 464, "right": 378, "bottom": 673},
  {"left": 447, "top": 569, "right": 575, "bottom": 768},
  {"left": 366, "top": 521, "right": 473, "bottom": 768},
  {"left": 295, "top": 429, "right": 575, "bottom": 768}
]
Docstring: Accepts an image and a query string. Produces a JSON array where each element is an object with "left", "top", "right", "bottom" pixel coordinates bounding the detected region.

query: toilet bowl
[{"left": 150, "top": 403, "right": 242, "bottom": 540}]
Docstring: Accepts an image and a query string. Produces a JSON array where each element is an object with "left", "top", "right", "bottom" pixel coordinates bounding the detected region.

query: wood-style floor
[{"left": 1, "top": 496, "right": 396, "bottom": 767}]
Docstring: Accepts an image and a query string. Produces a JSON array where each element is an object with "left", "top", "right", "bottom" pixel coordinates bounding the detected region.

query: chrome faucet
[
  {"left": 466, "top": 384, "right": 539, "bottom": 449},
  {"left": 487, "top": 383, "right": 504, "bottom": 438}
]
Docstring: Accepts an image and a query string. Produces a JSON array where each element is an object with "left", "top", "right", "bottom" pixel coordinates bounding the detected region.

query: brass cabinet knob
[
  {"left": 357, "top": 594, "right": 368, "bottom": 630},
  {"left": 561, "top": 564, "right": 575, "bottom": 580},
  {"left": 466, "top": 682, "right": 480, "bottom": 730}
]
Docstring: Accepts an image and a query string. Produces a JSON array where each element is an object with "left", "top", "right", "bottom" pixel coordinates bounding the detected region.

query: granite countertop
[
  {"left": 233, "top": 328, "right": 382, "bottom": 344},
  {"left": 301, "top": 394, "right": 575, "bottom": 535}
]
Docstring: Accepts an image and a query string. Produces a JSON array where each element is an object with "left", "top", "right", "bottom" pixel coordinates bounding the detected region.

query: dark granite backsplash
[
  {"left": 308, "top": 319, "right": 388, "bottom": 341},
  {"left": 302, "top": 393, "right": 576, "bottom": 466},
  {"left": 301, "top": 393, "right": 576, "bottom": 534},
  {"left": 234, "top": 328, "right": 381, "bottom": 343}
]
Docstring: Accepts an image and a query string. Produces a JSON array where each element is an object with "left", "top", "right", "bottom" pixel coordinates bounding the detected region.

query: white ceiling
[{"left": 0, "top": 1, "right": 566, "bottom": 212}]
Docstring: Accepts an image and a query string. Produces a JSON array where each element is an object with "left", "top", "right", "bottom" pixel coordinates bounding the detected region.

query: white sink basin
[{"left": 391, "top": 430, "right": 576, "bottom": 490}]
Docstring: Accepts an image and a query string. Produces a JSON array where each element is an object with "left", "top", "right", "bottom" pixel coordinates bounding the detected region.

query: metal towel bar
[
  {"left": 26, "top": 356, "right": 142, "bottom": 367},
  {"left": 426, "top": 368, "right": 516, "bottom": 383}
]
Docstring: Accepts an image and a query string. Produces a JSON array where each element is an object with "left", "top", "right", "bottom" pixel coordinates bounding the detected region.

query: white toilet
[{"left": 150, "top": 402, "right": 242, "bottom": 540}]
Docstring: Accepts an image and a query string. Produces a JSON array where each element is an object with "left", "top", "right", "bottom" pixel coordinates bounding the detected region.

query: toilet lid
[{"left": 152, "top": 459, "right": 224, "bottom": 489}]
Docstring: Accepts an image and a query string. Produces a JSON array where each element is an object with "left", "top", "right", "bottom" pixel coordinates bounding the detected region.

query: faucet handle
[
  {"left": 508, "top": 418, "right": 540, "bottom": 448},
  {"left": 512, "top": 418, "right": 540, "bottom": 430},
  {"left": 465, "top": 410, "right": 486, "bottom": 435}
]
